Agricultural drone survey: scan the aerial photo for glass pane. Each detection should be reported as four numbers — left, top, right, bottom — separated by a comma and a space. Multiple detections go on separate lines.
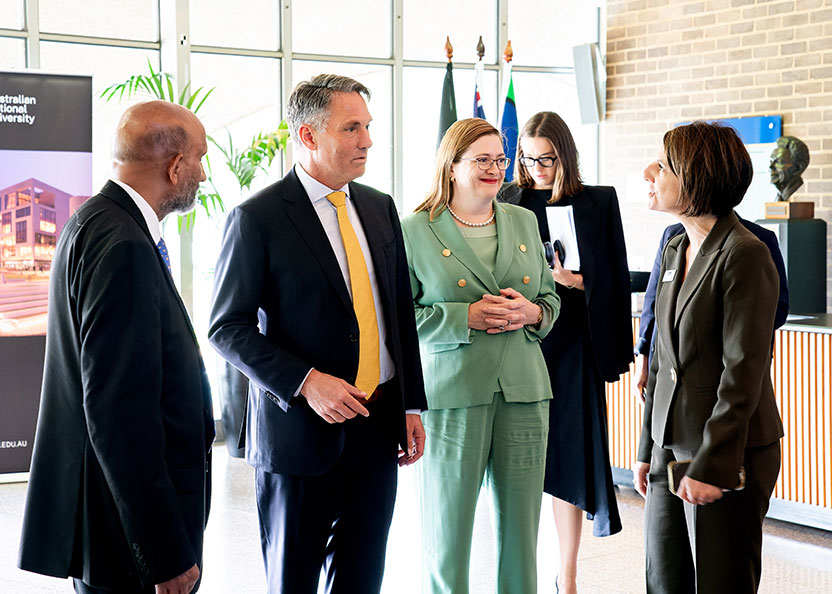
0, 37, 25, 69
291, 61, 393, 196
39, 43, 160, 192
401, 65, 498, 213
508, 1, 598, 67
189, 54, 282, 417
292, 0, 391, 58
512, 71, 598, 185
190, 0, 279, 51
39, 0, 159, 42
403, 0, 497, 63
0, 1, 23, 30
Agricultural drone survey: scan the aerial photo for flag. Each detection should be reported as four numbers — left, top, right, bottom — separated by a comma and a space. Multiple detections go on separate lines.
437, 62, 457, 148
473, 59, 486, 120
499, 63, 518, 182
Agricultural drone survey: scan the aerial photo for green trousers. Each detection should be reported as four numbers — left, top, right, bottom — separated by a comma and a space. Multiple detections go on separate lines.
420, 393, 549, 594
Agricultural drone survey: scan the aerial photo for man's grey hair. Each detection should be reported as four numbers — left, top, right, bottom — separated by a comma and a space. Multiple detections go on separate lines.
286, 74, 371, 144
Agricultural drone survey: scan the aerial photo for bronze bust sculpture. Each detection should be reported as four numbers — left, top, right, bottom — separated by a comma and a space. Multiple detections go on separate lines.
769, 136, 810, 202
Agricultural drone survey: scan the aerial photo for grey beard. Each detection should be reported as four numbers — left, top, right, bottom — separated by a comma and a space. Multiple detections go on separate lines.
161, 178, 200, 217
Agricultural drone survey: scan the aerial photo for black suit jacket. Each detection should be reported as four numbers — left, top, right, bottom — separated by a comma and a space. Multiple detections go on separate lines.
499, 183, 633, 381
635, 215, 789, 359
208, 168, 426, 477
18, 181, 214, 589
637, 212, 784, 488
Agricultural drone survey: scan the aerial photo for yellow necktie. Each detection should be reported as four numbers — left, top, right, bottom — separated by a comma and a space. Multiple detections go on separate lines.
326, 191, 380, 397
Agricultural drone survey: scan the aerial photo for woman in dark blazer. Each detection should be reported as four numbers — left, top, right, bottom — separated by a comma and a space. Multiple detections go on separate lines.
634, 121, 783, 594
499, 111, 632, 594
403, 118, 560, 593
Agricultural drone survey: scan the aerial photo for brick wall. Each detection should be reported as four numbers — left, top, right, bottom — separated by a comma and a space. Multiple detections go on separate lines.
603, 0, 832, 311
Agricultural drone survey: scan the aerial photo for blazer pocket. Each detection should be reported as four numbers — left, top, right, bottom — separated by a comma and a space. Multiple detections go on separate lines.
426, 342, 462, 354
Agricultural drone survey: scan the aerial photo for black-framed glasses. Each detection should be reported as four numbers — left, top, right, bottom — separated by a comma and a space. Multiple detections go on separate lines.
519, 155, 557, 168
458, 157, 511, 171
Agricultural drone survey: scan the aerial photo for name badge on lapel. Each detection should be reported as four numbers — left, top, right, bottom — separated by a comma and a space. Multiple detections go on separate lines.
662, 269, 677, 283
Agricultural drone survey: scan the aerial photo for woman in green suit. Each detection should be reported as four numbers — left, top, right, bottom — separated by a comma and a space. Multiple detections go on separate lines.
402, 118, 560, 594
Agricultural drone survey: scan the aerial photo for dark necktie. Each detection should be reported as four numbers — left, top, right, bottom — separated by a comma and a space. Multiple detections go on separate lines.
156, 238, 172, 275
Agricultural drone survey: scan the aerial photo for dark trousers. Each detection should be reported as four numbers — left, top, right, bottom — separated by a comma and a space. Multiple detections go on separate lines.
73, 579, 154, 594
644, 441, 781, 594
255, 399, 399, 594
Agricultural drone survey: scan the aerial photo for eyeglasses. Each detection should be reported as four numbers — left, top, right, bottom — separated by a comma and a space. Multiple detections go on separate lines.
519, 156, 557, 168
458, 157, 511, 171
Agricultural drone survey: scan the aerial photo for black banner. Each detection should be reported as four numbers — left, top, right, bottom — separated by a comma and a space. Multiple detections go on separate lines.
0, 71, 92, 475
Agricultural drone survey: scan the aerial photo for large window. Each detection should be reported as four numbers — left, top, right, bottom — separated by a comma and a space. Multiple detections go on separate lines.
8, 1, 601, 417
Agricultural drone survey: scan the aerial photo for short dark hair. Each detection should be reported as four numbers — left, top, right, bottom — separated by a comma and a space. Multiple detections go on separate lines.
663, 121, 752, 217
286, 74, 371, 144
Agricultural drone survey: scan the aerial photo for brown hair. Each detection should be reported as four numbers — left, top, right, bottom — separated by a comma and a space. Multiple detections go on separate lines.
663, 121, 752, 217
414, 118, 502, 219
515, 111, 583, 203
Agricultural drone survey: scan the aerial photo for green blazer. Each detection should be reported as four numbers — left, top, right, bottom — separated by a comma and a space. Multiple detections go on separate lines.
637, 212, 784, 489
401, 201, 560, 410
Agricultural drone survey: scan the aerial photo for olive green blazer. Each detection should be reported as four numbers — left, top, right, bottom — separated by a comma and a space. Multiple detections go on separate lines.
401, 201, 560, 410
637, 212, 784, 489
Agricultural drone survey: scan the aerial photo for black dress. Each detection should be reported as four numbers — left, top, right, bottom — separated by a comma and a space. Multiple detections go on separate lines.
519, 188, 623, 537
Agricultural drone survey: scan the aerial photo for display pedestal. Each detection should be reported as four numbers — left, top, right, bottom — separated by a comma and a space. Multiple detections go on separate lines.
758, 218, 827, 314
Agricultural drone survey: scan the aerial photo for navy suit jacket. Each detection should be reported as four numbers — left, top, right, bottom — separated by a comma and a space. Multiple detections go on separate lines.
208, 169, 426, 477
636, 214, 789, 360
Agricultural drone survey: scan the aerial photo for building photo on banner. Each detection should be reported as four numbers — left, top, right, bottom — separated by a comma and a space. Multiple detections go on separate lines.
0, 70, 92, 475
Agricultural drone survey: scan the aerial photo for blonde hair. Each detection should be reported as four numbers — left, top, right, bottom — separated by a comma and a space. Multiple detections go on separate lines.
414, 118, 502, 219
515, 111, 583, 203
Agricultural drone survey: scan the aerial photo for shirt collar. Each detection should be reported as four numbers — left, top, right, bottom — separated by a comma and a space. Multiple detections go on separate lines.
294, 163, 350, 204
111, 179, 162, 243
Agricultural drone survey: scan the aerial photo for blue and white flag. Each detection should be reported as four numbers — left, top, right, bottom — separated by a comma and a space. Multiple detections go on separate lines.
473, 59, 486, 119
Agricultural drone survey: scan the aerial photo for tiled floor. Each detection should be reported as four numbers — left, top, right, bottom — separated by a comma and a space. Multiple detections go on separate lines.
2, 447, 832, 593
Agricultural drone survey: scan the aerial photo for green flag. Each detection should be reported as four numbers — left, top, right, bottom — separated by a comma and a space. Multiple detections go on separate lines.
438, 62, 457, 148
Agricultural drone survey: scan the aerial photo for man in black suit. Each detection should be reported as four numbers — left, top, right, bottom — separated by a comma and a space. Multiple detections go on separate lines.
18, 101, 214, 594
208, 74, 427, 594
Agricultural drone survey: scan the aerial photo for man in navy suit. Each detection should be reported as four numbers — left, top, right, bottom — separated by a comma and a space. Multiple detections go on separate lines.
19, 101, 214, 594
209, 74, 426, 594
633, 214, 789, 400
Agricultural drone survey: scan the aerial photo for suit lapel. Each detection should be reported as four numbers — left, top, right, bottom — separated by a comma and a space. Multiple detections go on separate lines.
571, 189, 597, 299
673, 213, 737, 328
658, 234, 686, 368
428, 206, 500, 295
280, 170, 354, 314
98, 181, 200, 346
350, 183, 393, 310
491, 201, 515, 286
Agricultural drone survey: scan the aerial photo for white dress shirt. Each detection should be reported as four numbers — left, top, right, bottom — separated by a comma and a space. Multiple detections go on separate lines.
112, 179, 161, 243
294, 164, 395, 388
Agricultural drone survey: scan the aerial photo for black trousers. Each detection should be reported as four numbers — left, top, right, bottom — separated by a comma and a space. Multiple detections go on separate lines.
72, 579, 154, 594
644, 441, 781, 594
255, 396, 400, 594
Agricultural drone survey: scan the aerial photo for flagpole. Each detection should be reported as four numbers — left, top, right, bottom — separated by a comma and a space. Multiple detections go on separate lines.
473, 36, 486, 120
437, 36, 457, 148
499, 40, 518, 182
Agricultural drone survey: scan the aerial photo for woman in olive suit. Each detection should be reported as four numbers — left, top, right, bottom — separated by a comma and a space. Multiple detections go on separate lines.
401, 118, 560, 594
635, 121, 783, 594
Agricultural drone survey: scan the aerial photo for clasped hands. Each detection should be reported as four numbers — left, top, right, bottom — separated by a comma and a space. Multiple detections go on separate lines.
469, 287, 542, 334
